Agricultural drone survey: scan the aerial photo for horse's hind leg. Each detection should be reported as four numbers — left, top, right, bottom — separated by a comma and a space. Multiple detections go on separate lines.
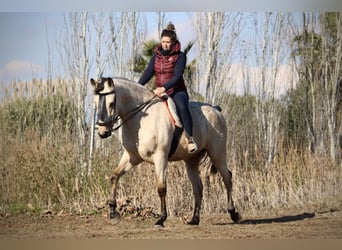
222, 167, 241, 223
209, 153, 241, 223
184, 156, 203, 225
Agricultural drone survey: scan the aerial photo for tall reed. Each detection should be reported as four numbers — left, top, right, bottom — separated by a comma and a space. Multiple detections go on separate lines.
1, 79, 341, 217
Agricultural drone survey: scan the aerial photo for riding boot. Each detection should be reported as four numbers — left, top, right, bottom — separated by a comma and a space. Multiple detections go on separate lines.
187, 136, 198, 154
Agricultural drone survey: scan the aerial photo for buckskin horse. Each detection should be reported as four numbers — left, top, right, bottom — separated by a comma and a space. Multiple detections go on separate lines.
90, 77, 240, 227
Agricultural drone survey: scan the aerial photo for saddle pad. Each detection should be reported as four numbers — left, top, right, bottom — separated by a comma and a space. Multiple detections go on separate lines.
163, 96, 182, 128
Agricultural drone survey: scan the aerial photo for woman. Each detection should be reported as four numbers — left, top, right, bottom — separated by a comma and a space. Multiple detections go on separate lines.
138, 22, 198, 154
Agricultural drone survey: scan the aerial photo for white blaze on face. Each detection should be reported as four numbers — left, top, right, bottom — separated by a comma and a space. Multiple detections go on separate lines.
91, 78, 116, 139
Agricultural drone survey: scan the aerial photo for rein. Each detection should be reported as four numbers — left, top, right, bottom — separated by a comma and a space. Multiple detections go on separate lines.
96, 86, 159, 132
111, 94, 158, 132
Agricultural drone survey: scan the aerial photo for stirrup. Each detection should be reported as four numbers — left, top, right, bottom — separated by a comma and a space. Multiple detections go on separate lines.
187, 137, 198, 154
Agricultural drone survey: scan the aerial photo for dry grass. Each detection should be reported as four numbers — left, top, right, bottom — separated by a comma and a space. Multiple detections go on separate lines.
232, 149, 342, 214
1, 79, 341, 217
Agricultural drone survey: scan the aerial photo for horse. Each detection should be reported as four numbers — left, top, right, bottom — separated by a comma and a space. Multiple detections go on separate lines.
90, 77, 241, 227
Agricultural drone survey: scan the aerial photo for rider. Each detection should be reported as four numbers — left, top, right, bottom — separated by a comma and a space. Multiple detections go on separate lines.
138, 22, 198, 154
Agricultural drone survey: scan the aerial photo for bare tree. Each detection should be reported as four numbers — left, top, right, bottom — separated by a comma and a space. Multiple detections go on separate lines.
192, 12, 242, 104
320, 13, 342, 163
128, 12, 146, 80
57, 12, 91, 172
291, 12, 342, 164
251, 13, 290, 170
129, 12, 137, 77
157, 12, 166, 37
107, 12, 147, 79
108, 13, 124, 76
88, 12, 120, 174
291, 13, 321, 153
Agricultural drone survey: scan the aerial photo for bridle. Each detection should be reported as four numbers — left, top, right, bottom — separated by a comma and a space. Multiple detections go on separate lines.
96, 89, 158, 132
96, 89, 118, 127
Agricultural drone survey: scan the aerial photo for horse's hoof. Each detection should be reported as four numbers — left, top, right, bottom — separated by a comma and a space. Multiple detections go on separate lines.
110, 216, 121, 225
231, 212, 242, 224
109, 212, 121, 225
154, 223, 164, 229
154, 216, 166, 228
186, 217, 200, 225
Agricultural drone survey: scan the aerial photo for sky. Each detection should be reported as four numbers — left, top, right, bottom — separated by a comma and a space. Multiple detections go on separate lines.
0, 1, 340, 93
1, 0, 339, 12
0, 12, 195, 84
0, 13, 64, 83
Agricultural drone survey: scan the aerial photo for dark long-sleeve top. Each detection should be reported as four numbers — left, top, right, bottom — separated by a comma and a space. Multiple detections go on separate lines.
138, 52, 186, 91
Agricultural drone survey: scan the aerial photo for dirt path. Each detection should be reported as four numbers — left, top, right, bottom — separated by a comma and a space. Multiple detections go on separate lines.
1, 207, 341, 239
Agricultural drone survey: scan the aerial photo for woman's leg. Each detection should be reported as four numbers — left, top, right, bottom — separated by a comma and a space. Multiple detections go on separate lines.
172, 91, 197, 153
172, 91, 192, 135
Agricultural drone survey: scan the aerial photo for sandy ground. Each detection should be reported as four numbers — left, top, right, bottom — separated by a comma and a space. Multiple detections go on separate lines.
0, 207, 341, 239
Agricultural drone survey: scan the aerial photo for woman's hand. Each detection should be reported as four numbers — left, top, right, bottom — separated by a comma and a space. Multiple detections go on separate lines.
154, 87, 166, 97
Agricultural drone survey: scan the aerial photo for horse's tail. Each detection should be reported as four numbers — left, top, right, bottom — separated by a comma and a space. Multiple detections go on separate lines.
208, 105, 223, 173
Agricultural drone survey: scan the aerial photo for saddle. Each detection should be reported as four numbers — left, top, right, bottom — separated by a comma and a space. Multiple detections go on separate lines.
161, 95, 182, 128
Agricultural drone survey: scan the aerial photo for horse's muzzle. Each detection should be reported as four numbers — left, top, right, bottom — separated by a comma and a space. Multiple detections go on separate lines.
96, 122, 112, 138
98, 129, 112, 139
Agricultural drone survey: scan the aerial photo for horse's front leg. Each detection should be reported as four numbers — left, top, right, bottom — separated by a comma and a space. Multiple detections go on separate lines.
108, 151, 138, 225
154, 155, 168, 228
108, 175, 121, 225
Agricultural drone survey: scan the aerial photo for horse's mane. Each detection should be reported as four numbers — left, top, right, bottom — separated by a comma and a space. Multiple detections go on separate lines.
112, 77, 154, 100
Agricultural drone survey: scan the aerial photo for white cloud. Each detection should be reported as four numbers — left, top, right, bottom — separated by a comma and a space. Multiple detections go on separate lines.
0, 60, 45, 83
224, 62, 299, 98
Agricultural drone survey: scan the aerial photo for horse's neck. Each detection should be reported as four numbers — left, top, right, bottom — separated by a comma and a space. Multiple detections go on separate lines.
116, 80, 154, 115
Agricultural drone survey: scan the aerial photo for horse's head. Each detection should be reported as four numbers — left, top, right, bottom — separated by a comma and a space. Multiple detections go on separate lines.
90, 77, 117, 139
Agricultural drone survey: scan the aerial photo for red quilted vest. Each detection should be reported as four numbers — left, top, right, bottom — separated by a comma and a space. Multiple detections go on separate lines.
154, 41, 187, 95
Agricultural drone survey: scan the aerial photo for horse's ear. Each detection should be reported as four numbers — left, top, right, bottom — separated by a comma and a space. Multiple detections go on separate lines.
90, 78, 96, 87
107, 78, 114, 87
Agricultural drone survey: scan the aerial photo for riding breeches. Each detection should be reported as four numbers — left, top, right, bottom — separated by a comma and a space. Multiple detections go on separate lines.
170, 91, 193, 137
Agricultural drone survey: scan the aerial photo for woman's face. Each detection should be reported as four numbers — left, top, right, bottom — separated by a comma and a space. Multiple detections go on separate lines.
161, 36, 173, 51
